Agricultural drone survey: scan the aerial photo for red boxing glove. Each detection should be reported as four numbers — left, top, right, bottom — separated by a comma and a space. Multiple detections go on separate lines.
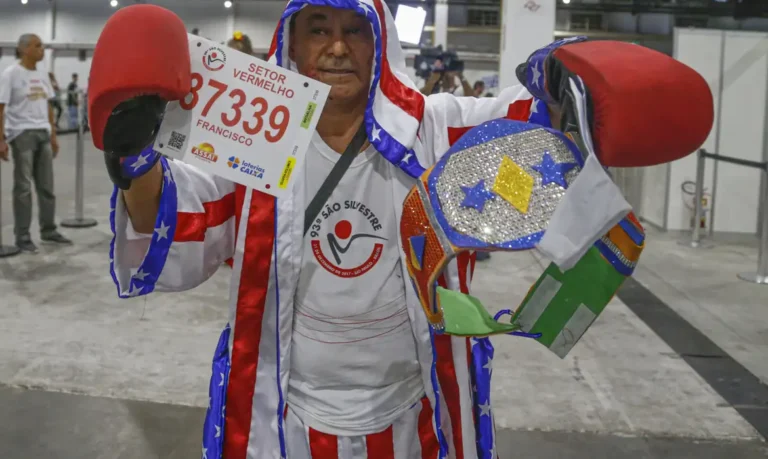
521, 40, 714, 168
89, 4, 191, 152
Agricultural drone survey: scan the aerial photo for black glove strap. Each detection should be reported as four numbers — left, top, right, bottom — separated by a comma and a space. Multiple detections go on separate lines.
103, 95, 168, 190
304, 124, 368, 236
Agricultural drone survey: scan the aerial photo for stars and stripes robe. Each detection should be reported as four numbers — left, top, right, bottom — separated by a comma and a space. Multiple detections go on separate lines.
110, 0, 552, 457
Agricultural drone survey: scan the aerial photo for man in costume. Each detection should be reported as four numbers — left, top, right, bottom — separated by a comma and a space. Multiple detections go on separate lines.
90, 2, 712, 458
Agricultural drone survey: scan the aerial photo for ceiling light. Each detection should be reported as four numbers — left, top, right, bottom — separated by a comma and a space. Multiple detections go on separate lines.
110, 0, 118, 7
224, 1, 233, 8
562, 0, 571, 3
21, 0, 28, 5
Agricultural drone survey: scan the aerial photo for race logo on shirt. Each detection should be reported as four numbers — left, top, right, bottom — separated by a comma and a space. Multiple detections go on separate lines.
308, 200, 386, 278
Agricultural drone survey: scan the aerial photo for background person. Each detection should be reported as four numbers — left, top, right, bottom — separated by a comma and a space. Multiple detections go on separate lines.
226, 30, 254, 55
48, 72, 63, 128
473, 79, 486, 97
66, 73, 79, 129
0, 33, 71, 252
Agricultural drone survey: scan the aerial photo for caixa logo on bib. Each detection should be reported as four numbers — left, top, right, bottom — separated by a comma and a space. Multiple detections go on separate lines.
308, 200, 386, 278
202, 47, 227, 71
228, 156, 265, 178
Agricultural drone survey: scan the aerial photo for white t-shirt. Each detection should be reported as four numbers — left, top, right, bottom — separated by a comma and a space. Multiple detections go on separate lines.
0, 63, 53, 142
289, 133, 424, 436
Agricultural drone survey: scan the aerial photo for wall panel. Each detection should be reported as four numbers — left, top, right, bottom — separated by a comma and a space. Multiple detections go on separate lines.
712, 31, 768, 233
666, 29, 722, 231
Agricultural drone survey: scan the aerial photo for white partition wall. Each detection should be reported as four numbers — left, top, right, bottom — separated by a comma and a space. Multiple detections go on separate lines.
655, 28, 768, 235
713, 31, 768, 233
661, 29, 724, 231
637, 162, 668, 228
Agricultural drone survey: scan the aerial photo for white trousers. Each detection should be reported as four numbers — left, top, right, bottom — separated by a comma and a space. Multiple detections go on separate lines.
285, 397, 440, 459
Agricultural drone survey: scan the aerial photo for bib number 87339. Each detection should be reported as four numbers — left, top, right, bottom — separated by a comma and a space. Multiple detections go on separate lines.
180, 72, 290, 143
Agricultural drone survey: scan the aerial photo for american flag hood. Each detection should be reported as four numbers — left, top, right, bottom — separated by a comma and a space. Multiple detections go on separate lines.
268, 0, 428, 178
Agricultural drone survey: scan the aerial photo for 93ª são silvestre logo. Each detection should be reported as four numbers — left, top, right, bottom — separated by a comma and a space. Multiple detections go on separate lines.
308, 200, 386, 278
202, 47, 227, 72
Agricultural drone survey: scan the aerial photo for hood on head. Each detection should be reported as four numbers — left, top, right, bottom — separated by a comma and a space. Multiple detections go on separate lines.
268, 0, 427, 177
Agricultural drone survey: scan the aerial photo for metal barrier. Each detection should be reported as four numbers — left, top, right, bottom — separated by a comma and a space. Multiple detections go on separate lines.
680, 149, 768, 285
61, 92, 97, 229
0, 161, 21, 258
678, 148, 714, 249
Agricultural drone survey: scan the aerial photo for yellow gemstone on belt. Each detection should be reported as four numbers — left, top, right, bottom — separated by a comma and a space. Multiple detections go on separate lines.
492, 156, 534, 214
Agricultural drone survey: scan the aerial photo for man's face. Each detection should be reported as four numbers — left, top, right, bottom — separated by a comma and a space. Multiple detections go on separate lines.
474, 83, 485, 97
290, 6, 374, 104
22, 36, 44, 62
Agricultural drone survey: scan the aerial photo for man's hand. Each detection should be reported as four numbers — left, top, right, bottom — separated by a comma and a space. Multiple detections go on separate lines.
0, 140, 8, 161
420, 71, 443, 95
50, 134, 59, 158
516, 37, 588, 107
547, 103, 562, 131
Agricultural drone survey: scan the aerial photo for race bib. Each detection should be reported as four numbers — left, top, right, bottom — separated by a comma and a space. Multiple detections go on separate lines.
154, 36, 330, 198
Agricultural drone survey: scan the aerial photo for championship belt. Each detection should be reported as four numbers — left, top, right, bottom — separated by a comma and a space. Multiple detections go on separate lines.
399, 36, 719, 358
400, 118, 644, 357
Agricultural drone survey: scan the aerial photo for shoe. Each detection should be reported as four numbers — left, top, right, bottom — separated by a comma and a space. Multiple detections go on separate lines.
16, 239, 38, 253
41, 231, 73, 244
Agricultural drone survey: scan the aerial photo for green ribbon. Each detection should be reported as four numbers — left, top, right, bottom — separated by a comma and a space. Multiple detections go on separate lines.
436, 287, 520, 337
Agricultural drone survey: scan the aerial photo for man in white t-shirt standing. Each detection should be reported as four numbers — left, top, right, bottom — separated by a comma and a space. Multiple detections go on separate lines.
0, 34, 71, 252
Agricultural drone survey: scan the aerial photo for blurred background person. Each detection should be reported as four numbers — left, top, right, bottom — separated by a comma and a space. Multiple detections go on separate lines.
48, 72, 63, 128
82, 77, 90, 132
66, 73, 79, 129
472, 79, 486, 98
227, 30, 254, 55
0, 33, 71, 252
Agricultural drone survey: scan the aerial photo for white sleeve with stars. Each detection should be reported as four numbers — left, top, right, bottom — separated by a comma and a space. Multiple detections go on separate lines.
111, 159, 237, 295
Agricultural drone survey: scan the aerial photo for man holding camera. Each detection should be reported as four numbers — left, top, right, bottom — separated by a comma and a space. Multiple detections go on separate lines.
420, 56, 473, 96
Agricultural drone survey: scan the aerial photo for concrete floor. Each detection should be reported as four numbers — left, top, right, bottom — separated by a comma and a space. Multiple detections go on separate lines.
1, 134, 767, 458
1, 386, 766, 459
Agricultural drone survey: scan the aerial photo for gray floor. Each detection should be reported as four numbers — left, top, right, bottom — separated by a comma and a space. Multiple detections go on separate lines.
0, 385, 766, 459
1, 134, 768, 458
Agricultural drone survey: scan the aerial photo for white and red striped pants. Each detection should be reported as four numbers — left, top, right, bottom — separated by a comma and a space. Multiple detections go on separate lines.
285, 397, 440, 459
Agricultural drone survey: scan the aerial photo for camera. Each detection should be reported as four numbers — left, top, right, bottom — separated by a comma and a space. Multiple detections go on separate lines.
414, 46, 464, 80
